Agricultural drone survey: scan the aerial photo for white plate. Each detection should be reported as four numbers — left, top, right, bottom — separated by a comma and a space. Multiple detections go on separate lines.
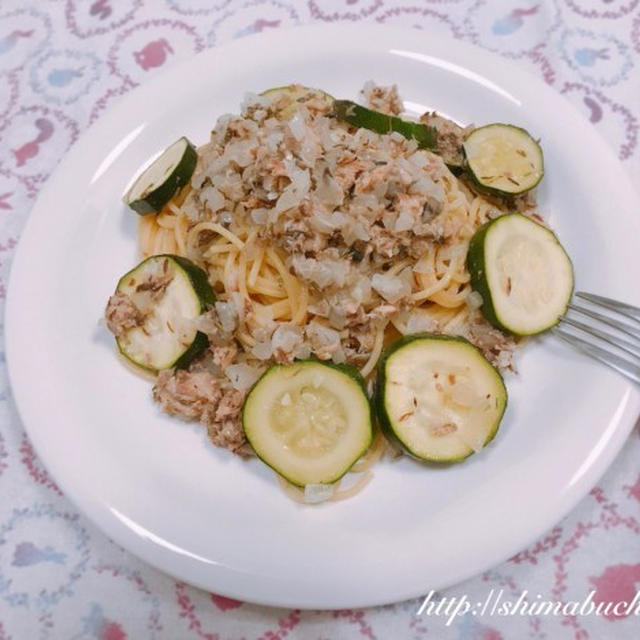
6, 24, 640, 609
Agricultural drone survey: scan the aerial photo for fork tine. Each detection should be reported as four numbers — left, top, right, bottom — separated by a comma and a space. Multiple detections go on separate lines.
567, 303, 640, 340
575, 291, 640, 322
552, 327, 640, 384
558, 315, 640, 359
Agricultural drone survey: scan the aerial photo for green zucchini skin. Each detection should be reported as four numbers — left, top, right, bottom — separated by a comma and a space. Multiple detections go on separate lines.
167, 331, 210, 371
244, 358, 371, 402
169, 253, 215, 370
375, 333, 507, 463
157, 254, 215, 370
243, 358, 375, 447
466, 214, 574, 336
125, 138, 198, 215
242, 359, 374, 487
114, 254, 216, 372
166, 254, 217, 311
260, 85, 335, 101
420, 112, 468, 171
260, 85, 334, 119
447, 164, 466, 177
333, 100, 437, 149
462, 123, 544, 197
465, 219, 502, 331
115, 254, 216, 311
314, 359, 375, 438
116, 332, 209, 372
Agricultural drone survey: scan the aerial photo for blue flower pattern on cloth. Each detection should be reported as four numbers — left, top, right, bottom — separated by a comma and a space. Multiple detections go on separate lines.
0, 29, 34, 55
234, 18, 281, 38
561, 28, 632, 86
30, 49, 102, 105
48, 68, 84, 88
491, 6, 541, 36
574, 47, 609, 67
72, 603, 127, 640
11, 542, 67, 567
0, 7, 52, 70
0, 504, 90, 609
0, 1, 639, 638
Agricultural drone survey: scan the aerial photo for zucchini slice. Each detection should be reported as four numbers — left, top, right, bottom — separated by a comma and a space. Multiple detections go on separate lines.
466, 213, 574, 336
376, 334, 507, 463
124, 137, 198, 215
242, 360, 373, 487
109, 255, 215, 372
333, 100, 437, 149
261, 85, 334, 119
463, 124, 543, 196
420, 112, 467, 172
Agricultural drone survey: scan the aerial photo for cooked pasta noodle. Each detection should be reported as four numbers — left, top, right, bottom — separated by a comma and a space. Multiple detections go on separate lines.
135, 161, 512, 500
114, 84, 527, 504
276, 431, 386, 503
138, 166, 499, 345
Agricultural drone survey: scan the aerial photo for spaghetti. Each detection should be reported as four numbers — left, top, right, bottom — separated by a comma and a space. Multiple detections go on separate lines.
119, 84, 525, 502
138, 172, 500, 361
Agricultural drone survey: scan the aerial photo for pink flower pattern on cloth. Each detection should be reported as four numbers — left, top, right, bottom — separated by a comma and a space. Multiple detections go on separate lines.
0, 0, 639, 637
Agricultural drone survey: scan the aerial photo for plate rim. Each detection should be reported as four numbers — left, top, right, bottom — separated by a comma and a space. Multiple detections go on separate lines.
6, 23, 640, 609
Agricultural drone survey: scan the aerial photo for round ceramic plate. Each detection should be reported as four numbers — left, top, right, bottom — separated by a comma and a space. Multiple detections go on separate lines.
6, 24, 640, 609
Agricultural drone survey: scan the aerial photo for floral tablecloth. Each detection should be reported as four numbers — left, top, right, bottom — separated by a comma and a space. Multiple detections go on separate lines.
1, 1, 640, 638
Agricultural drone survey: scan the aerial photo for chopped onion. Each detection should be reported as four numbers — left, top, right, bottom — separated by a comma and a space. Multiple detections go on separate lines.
293, 343, 312, 360
406, 310, 436, 334
413, 254, 433, 274
274, 168, 310, 214
271, 324, 303, 353
382, 211, 396, 230
306, 322, 342, 358
200, 185, 225, 213
408, 150, 429, 168
251, 208, 269, 225
466, 291, 484, 310
288, 112, 307, 141
316, 173, 344, 207
304, 483, 334, 504
394, 209, 414, 232
225, 363, 260, 392
224, 140, 255, 168
371, 269, 412, 303
342, 218, 370, 244
241, 91, 270, 112
265, 131, 283, 153
328, 306, 347, 330
291, 255, 350, 289
214, 301, 238, 333
307, 300, 329, 317
251, 340, 273, 360
331, 345, 347, 364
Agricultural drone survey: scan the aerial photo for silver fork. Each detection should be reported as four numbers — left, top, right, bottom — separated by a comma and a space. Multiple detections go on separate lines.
552, 292, 640, 384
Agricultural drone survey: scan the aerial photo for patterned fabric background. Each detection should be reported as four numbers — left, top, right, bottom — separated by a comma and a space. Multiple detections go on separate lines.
1, 1, 639, 638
